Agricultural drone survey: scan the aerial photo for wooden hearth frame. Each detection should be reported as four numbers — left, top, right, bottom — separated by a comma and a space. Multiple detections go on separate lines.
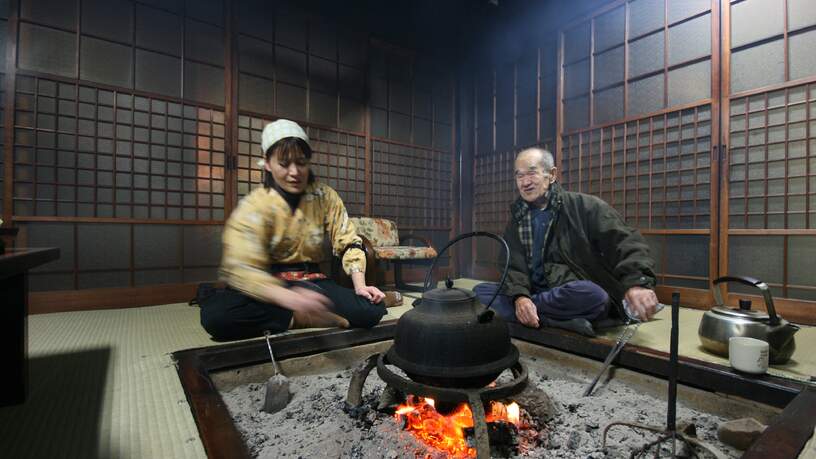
173, 322, 816, 459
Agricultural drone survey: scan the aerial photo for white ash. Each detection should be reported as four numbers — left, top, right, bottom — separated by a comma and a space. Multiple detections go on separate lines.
220, 358, 743, 458
221, 370, 439, 459
527, 363, 741, 458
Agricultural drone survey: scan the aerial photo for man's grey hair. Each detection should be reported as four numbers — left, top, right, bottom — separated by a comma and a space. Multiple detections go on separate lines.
516, 147, 555, 170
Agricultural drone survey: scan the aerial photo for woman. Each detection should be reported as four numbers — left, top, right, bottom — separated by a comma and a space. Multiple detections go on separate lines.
200, 119, 387, 340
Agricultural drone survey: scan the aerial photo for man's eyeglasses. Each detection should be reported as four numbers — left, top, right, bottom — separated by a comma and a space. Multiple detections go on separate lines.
514, 170, 548, 181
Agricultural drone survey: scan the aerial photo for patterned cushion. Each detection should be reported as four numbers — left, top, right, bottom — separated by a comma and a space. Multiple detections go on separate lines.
373, 246, 438, 260
350, 217, 399, 247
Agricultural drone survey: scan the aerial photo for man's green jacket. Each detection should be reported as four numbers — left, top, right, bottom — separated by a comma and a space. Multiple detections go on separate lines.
500, 182, 657, 319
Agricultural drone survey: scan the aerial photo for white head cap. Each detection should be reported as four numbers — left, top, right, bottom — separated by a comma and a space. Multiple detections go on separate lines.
260, 119, 310, 154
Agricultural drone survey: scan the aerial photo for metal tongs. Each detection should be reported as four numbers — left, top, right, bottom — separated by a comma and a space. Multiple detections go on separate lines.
583, 300, 666, 396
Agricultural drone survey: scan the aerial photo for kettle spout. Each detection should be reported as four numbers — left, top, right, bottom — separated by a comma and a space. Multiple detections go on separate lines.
766, 322, 800, 364
477, 309, 494, 323
771, 322, 800, 342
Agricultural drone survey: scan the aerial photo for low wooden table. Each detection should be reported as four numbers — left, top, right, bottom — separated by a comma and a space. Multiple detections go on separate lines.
0, 247, 60, 406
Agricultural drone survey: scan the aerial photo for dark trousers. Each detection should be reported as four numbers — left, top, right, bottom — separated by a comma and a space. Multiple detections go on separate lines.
474, 280, 609, 323
199, 279, 386, 341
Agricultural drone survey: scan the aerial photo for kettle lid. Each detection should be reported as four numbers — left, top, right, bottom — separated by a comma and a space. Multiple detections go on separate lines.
422, 285, 476, 303
710, 305, 770, 321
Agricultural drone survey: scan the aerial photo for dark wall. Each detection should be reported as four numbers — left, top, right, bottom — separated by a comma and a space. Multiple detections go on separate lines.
462, 0, 566, 275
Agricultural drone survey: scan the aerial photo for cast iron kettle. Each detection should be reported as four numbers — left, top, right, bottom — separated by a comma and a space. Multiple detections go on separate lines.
386, 231, 517, 388
698, 276, 799, 364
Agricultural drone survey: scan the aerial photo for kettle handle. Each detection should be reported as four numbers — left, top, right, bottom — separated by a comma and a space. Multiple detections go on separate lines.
712, 275, 780, 325
422, 231, 510, 318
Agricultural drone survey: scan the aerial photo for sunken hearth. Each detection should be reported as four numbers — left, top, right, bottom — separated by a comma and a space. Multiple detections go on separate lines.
174, 325, 816, 459
212, 340, 770, 458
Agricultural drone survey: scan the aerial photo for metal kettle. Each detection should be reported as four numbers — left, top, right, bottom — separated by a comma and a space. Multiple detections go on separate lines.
386, 231, 517, 388
698, 276, 799, 364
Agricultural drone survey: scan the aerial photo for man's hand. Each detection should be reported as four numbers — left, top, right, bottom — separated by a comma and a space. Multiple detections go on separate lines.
355, 285, 386, 304
514, 296, 540, 328
624, 286, 659, 321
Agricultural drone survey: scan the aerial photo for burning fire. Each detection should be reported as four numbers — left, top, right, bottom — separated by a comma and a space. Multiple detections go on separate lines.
394, 396, 522, 457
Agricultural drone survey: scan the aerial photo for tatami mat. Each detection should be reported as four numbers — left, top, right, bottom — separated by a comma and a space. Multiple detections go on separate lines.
0, 279, 813, 458
804, 433, 816, 459
0, 293, 422, 458
0, 304, 215, 459
596, 306, 816, 383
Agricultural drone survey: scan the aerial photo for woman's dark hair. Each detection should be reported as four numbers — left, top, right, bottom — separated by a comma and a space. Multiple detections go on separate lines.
263, 137, 315, 189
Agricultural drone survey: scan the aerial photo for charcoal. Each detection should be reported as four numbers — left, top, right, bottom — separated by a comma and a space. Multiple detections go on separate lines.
376, 385, 404, 412
567, 430, 583, 449
717, 418, 767, 450
513, 383, 558, 422
464, 421, 519, 458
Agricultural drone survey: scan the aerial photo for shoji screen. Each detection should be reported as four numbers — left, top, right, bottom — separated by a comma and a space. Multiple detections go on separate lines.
558, 0, 717, 300
723, 0, 816, 312
4, 0, 458, 309
13, 0, 226, 293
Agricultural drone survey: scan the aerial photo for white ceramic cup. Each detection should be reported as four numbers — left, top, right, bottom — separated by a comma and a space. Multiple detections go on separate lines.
729, 337, 770, 374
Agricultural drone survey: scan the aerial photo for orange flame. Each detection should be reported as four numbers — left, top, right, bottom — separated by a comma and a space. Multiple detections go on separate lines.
507, 402, 520, 425
394, 396, 522, 458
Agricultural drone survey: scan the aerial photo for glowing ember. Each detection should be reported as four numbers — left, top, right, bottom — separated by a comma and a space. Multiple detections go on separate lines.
394, 396, 527, 457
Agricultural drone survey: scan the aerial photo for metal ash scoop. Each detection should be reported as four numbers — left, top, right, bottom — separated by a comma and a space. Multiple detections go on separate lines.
583, 300, 666, 397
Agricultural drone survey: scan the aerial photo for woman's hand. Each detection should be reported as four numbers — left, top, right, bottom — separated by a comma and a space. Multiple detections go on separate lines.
355, 285, 386, 304
263, 284, 332, 313
350, 270, 385, 303
288, 286, 334, 312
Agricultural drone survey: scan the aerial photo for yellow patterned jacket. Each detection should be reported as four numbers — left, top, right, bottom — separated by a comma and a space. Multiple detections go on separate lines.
219, 181, 365, 300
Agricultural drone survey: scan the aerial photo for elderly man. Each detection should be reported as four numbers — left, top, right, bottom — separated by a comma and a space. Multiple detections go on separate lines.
474, 148, 659, 336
